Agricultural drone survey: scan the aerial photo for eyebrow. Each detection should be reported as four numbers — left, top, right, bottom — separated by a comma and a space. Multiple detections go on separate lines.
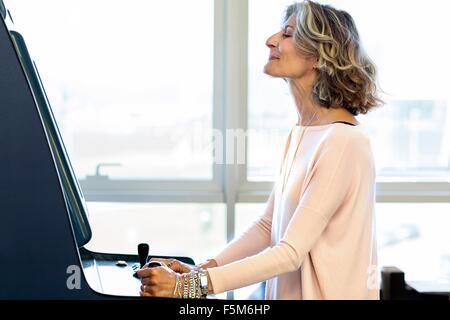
283, 25, 294, 32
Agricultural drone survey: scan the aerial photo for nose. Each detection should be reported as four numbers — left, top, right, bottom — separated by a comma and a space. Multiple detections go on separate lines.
265, 32, 279, 49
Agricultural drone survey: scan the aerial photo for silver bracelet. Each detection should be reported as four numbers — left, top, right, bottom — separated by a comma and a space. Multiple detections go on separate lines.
181, 271, 204, 299
198, 269, 209, 298
177, 275, 182, 298
196, 272, 203, 298
183, 274, 189, 298
173, 273, 180, 297
196, 272, 202, 298
189, 271, 196, 298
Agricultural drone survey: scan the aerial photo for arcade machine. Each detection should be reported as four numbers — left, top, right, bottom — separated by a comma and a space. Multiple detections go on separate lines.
0, 0, 193, 299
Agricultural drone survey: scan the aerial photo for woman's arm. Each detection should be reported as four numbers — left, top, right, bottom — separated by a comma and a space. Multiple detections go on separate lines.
210, 185, 276, 266
210, 130, 293, 267
155, 186, 275, 274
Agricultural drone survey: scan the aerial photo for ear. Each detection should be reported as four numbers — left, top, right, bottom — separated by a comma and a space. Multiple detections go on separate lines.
312, 62, 318, 70
313, 57, 320, 69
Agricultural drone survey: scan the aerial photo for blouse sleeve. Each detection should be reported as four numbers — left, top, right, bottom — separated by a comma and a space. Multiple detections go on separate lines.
207, 132, 366, 293
211, 130, 293, 266
212, 185, 276, 266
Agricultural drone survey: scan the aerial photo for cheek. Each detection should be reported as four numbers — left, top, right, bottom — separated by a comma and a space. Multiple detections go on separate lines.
279, 56, 309, 77
263, 43, 313, 78
280, 45, 303, 67
283, 50, 315, 75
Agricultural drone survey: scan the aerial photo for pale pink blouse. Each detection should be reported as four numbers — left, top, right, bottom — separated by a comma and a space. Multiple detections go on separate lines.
207, 123, 380, 300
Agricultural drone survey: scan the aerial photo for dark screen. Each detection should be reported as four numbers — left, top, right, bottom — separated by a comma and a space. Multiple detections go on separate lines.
9, 30, 92, 247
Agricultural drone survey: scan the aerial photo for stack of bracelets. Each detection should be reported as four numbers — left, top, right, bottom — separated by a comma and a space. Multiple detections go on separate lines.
173, 269, 209, 299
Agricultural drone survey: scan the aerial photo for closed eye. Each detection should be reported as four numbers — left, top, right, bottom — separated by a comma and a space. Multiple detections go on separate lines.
282, 25, 294, 38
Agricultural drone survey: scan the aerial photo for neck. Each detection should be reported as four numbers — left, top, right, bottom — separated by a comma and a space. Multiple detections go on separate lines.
288, 78, 358, 126
288, 79, 327, 126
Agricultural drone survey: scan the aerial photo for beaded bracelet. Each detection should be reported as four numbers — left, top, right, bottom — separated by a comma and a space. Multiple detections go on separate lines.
179, 271, 206, 299
173, 273, 181, 298
189, 271, 196, 298
183, 273, 189, 298
177, 275, 183, 298
194, 271, 203, 298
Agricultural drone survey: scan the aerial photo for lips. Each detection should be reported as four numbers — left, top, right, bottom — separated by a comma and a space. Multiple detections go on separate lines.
269, 55, 280, 60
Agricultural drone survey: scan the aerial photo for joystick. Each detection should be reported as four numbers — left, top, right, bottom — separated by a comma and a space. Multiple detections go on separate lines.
138, 243, 149, 268
133, 243, 163, 278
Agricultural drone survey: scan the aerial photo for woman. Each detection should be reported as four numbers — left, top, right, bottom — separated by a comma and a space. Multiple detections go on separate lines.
137, 0, 383, 300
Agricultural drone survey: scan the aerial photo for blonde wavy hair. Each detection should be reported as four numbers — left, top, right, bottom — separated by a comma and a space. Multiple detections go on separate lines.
284, 1, 383, 115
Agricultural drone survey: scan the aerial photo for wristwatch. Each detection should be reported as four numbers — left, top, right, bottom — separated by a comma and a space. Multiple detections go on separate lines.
198, 269, 209, 298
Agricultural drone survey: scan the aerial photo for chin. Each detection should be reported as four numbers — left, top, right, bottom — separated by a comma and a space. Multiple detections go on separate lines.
264, 70, 284, 79
263, 64, 281, 77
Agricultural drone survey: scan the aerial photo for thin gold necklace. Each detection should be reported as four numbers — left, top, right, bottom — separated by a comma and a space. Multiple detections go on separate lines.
281, 109, 320, 194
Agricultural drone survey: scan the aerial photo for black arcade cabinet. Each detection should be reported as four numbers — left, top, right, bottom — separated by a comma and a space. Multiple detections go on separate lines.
0, 1, 193, 299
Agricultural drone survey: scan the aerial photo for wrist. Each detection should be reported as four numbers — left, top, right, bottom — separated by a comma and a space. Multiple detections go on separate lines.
206, 270, 214, 294
198, 269, 209, 298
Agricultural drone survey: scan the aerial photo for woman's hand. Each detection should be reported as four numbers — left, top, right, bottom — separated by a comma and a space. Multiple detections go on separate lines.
147, 258, 195, 273
137, 265, 177, 298
138, 259, 219, 297
148, 258, 219, 273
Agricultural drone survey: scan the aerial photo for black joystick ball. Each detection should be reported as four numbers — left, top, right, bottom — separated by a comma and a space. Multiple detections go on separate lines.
133, 244, 163, 279
147, 261, 162, 268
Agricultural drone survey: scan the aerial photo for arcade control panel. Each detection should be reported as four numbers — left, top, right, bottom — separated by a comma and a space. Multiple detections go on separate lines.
80, 243, 194, 297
